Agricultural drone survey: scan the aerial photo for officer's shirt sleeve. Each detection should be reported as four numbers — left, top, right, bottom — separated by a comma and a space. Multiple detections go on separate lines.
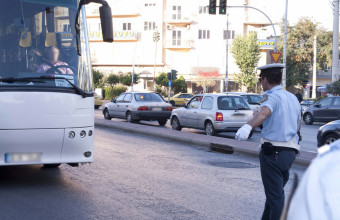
260, 94, 277, 113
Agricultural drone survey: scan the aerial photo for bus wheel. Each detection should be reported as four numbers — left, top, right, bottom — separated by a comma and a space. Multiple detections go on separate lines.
43, 163, 61, 168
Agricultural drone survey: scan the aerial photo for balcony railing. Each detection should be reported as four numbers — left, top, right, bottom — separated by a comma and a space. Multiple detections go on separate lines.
165, 13, 192, 24
165, 39, 191, 49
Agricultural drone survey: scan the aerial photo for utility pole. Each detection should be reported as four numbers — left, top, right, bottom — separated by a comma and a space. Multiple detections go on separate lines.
332, 0, 339, 82
225, 12, 229, 92
153, 29, 160, 91
312, 35, 317, 99
283, 0, 288, 89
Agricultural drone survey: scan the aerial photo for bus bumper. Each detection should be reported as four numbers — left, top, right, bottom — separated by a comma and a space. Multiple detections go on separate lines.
0, 127, 94, 166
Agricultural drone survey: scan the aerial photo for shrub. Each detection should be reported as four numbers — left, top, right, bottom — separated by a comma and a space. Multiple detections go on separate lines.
104, 86, 127, 100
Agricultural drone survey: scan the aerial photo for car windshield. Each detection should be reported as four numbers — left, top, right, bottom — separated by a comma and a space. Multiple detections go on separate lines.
0, 0, 92, 92
243, 95, 262, 104
134, 93, 164, 102
218, 96, 251, 110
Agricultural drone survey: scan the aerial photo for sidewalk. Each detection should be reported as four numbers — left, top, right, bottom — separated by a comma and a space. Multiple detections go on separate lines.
95, 118, 317, 166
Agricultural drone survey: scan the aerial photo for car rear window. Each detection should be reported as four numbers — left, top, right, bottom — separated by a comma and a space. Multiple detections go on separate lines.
134, 93, 163, 102
218, 96, 251, 110
244, 95, 262, 104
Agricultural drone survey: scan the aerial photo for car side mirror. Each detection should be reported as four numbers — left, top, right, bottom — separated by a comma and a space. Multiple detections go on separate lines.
314, 104, 320, 108
99, 3, 114, 42
111, 99, 116, 103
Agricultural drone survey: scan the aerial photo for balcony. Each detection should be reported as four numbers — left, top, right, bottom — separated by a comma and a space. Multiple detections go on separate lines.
165, 13, 192, 25
165, 39, 191, 52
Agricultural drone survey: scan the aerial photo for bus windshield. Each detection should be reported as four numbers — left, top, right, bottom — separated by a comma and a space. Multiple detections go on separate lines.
0, 0, 93, 92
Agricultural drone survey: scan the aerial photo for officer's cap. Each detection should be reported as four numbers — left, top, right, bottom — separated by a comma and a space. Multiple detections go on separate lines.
257, 63, 285, 70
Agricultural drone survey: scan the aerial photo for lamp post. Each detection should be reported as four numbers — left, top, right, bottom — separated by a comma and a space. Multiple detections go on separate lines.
225, 12, 229, 92
283, 0, 288, 89
153, 28, 160, 91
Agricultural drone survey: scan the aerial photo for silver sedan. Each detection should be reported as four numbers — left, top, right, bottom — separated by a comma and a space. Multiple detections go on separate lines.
103, 91, 173, 126
170, 94, 254, 136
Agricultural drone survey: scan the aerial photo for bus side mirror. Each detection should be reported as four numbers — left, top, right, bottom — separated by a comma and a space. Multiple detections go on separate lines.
99, 5, 113, 42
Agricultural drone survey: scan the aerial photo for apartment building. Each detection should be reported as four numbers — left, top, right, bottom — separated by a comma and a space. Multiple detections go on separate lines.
86, 0, 279, 92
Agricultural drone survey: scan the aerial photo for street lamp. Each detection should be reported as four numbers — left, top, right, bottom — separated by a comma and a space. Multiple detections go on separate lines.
153, 28, 160, 91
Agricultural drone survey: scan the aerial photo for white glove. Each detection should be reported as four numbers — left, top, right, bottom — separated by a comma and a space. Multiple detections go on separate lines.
235, 124, 252, 141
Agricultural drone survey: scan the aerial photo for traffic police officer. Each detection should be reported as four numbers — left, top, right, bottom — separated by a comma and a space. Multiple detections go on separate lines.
235, 63, 301, 220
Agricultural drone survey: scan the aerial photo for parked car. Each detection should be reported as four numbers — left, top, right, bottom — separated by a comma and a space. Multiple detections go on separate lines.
103, 91, 173, 125
224, 92, 262, 113
303, 96, 340, 125
317, 120, 340, 147
170, 94, 254, 136
94, 92, 103, 109
166, 93, 193, 106
300, 99, 314, 112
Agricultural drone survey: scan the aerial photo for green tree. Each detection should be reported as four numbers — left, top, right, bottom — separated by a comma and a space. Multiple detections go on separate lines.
106, 73, 119, 87
119, 72, 140, 86
93, 68, 104, 88
155, 72, 169, 88
278, 17, 316, 88
277, 17, 333, 88
231, 32, 261, 92
172, 76, 187, 94
326, 81, 340, 96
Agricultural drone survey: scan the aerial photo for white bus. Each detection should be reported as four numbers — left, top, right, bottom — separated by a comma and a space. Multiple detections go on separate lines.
0, 0, 113, 167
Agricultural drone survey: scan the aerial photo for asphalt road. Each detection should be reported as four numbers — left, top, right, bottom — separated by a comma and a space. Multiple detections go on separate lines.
95, 109, 322, 153
0, 127, 306, 220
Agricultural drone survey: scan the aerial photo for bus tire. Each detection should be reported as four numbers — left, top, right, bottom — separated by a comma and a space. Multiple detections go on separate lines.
43, 163, 61, 168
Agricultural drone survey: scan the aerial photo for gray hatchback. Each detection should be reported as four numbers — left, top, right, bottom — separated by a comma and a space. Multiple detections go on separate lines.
170, 94, 254, 136
303, 96, 340, 125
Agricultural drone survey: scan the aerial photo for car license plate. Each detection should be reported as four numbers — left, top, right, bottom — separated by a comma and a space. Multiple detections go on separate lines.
152, 107, 162, 111
5, 153, 42, 163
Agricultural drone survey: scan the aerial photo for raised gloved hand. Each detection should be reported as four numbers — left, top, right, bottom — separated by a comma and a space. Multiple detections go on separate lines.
235, 124, 252, 141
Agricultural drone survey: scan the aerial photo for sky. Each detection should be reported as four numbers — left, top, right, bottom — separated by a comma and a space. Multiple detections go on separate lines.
287, 0, 333, 30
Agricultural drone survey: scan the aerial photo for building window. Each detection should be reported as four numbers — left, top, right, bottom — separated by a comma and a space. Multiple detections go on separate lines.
88, 23, 101, 32
198, 30, 210, 39
172, 30, 181, 46
172, 5, 181, 20
123, 23, 131, 30
144, 21, 156, 31
145, 3, 156, 7
199, 6, 208, 14
223, 30, 235, 39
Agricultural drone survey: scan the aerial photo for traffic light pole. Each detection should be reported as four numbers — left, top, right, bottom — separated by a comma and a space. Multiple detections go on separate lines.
225, 12, 229, 92
226, 5, 277, 51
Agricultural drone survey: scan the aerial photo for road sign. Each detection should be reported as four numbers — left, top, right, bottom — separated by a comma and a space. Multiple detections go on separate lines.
168, 80, 171, 86
270, 52, 282, 63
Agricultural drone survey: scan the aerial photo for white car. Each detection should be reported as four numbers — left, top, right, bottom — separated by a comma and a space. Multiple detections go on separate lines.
170, 94, 254, 136
223, 92, 262, 113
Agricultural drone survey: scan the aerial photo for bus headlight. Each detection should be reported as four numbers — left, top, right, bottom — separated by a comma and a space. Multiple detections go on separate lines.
88, 130, 93, 136
80, 130, 86, 138
68, 131, 75, 139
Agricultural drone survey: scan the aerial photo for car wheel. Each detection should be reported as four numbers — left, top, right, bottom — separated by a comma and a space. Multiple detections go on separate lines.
303, 113, 313, 125
104, 109, 111, 120
43, 163, 61, 168
158, 119, 167, 126
323, 133, 339, 146
126, 112, 135, 123
94, 105, 100, 109
171, 117, 182, 131
170, 101, 175, 106
205, 121, 217, 136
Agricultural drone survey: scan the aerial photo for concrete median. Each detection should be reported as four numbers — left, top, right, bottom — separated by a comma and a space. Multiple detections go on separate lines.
95, 118, 316, 166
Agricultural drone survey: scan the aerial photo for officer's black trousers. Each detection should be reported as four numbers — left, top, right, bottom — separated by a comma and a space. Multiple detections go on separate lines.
259, 149, 296, 220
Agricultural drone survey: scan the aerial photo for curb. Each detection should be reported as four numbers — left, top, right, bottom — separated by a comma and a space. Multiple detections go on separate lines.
94, 118, 316, 166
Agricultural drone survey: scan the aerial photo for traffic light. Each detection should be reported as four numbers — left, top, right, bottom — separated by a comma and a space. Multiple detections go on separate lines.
171, 69, 177, 80
219, 0, 227, 14
167, 72, 172, 80
209, 0, 216, 14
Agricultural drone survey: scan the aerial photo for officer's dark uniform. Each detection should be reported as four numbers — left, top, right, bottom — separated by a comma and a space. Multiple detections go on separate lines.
258, 64, 301, 220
